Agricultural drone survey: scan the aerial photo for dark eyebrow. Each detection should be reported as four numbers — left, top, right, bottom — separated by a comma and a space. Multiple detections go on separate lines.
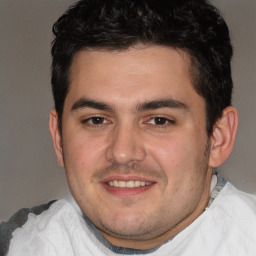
136, 99, 188, 111
71, 98, 114, 112
71, 98, 188, 113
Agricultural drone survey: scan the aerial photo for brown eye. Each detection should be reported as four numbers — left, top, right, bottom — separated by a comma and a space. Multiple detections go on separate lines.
82, 116, 108, 126
153, 117, 169, 125
90, 117, 105, 125
145, 116, 176, 130
147, 117, 173, 126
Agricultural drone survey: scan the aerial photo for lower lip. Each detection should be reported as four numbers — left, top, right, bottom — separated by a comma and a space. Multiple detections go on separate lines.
101, 183, 155, 197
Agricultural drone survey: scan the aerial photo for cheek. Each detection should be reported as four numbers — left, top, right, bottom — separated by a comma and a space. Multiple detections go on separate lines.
63, 136, 107, 199
147, 133, 208, 204
63, 134, 108, 175
145, 131, 208, 190
147, 133, 193, 170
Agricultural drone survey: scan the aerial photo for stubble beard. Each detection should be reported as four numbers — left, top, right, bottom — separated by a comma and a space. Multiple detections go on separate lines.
92, 141, 212, 241
62, 139, 211, 242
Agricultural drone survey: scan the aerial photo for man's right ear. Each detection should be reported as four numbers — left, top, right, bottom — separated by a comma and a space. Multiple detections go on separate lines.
49, 109, 64, 167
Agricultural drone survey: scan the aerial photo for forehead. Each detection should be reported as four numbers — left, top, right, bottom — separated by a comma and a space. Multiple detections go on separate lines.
67, 45, 202, 110
70, 46, 192, 80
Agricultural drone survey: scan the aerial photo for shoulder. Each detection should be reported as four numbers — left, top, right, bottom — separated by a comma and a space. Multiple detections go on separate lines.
0, 199, 74, 256
212, 182, 256, 216
1, 198, 108, 256
209, 182, 256, 244
0, 200, 57, 255
156, 183, 256, 255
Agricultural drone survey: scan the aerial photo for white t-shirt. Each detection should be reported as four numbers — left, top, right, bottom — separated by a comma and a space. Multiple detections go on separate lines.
6, 182, 256, 256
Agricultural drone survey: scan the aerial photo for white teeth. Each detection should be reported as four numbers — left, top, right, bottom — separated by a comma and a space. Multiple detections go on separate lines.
140, 181, 145, 186
134, 181, 141, 187
119, 181, 126, 188
107, 180, 152, 188
127, 181, 134, 188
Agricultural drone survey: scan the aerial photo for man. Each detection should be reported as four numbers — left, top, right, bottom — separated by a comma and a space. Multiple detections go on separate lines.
1, 0, 256, 255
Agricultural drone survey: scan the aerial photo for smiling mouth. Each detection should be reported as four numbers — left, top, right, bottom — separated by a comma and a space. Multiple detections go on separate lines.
102, 178, 155, 197
107, 180, 152, 188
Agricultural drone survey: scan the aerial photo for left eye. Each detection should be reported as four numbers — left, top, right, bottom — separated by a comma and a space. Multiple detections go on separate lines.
147, 117, 173, 126
82, 117, 108, 125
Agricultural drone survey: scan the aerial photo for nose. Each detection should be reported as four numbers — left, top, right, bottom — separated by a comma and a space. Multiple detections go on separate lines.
106, 123, 146, 165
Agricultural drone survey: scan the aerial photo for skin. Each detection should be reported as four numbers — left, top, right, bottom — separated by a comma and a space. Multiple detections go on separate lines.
50, 45, 238, 249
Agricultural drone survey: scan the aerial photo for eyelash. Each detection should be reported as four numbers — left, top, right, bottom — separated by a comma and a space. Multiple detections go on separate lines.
81, 116, 111, 127
146, 116, 175, 127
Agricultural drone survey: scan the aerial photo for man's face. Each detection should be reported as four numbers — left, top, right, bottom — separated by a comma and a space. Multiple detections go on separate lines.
56, 46, 213, 247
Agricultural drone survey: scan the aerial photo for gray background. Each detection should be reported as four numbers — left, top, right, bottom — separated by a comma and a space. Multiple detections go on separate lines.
0, 0, 255, 222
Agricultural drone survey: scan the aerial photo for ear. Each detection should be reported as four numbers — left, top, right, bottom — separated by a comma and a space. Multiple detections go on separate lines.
208, 106, 238, 168
49, 109, 64, 167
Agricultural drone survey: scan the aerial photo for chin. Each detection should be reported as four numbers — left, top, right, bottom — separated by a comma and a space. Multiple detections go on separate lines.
99, 210, 166, 239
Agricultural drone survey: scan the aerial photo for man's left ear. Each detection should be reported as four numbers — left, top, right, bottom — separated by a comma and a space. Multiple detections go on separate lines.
208, 106, 238, 168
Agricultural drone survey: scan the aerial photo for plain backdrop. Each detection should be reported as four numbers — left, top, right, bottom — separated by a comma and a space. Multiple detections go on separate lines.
0, 0, 255, 222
